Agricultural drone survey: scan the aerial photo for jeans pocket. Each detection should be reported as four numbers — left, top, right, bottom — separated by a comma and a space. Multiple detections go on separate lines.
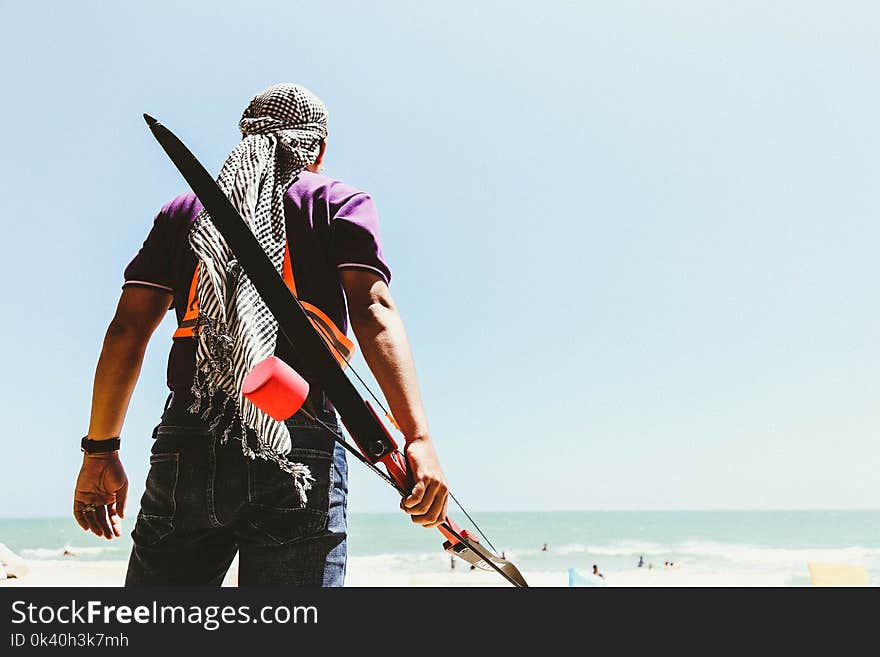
246, 442, 333, 545
133, 452, 179, 547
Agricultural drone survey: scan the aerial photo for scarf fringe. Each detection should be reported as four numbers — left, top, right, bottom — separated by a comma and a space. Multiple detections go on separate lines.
187, 319, 314, 506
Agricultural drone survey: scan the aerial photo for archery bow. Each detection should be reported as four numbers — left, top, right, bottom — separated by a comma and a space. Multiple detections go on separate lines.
144, 114, 528, 588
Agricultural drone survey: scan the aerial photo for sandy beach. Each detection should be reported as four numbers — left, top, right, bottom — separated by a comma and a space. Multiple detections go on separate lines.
0, 557, 795, 588
0, 557, 561, 588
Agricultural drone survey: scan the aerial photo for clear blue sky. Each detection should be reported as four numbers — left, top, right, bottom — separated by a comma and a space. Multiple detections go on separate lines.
1, 1, 877, 517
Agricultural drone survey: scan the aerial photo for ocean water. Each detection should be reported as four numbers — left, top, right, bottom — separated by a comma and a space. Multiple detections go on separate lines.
1, 511, 878, 586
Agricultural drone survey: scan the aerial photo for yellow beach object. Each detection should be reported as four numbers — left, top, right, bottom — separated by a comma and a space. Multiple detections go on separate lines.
808, 563, 869, 587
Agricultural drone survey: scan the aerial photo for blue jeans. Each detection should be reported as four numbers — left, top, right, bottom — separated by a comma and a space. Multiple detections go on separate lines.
125, 407, 348, 587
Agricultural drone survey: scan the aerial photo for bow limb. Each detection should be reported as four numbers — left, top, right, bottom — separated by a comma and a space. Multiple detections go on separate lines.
365, 402, 529, 587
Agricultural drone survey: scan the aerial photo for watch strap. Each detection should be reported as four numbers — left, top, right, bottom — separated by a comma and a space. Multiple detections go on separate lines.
81, 436, 121, 453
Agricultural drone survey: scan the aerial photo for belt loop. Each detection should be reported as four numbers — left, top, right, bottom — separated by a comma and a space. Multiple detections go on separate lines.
153, 393, 174, 440
162, 392, 174, 416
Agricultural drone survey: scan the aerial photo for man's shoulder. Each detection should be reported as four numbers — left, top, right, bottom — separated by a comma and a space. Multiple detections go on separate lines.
288, 171, 370, 205
158, 191, 203, 223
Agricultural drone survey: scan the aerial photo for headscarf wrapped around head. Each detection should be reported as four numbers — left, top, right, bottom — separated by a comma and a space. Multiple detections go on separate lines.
187, 83, 328, 503
239, 83, 328, 163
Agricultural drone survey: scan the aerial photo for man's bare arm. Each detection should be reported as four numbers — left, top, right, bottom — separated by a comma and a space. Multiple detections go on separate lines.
340, 269, 448, 527
74, 286, 170, 540
86, 286, 172, 439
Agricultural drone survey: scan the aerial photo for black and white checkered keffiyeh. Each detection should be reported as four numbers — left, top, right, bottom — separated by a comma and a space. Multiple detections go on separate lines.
188, 83, 328, 503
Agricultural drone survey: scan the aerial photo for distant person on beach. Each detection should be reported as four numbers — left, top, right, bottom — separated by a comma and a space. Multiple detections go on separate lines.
592, 564, 604, 579
542, 543, 549, 552
638, 555, 644, 568
71, 83, 449, 587
450, 556, 455, 570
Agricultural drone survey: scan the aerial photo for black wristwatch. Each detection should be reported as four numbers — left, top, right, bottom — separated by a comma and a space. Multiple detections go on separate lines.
81, 436, 121, 453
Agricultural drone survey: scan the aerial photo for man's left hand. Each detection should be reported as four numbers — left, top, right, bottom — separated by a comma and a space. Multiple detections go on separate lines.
401, 438, 448, 528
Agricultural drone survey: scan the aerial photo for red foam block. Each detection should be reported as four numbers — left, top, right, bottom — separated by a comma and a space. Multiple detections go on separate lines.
242, 356, 309, 421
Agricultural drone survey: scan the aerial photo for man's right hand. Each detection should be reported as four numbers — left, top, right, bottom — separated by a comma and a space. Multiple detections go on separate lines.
73, 452, 128, 540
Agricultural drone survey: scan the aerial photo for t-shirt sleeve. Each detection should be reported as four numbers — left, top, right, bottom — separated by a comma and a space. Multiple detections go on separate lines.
122, 205, 176, 294
331, 192, 392, 285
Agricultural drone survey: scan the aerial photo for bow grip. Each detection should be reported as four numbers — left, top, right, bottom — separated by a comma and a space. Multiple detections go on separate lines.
379, 450, 414, 492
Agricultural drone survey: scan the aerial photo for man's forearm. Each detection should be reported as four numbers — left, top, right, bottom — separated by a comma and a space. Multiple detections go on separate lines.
86, 324, 151, 440
350, 302, 430, 443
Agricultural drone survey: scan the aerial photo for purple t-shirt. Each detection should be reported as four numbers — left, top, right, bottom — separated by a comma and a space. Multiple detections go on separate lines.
124, 171, 391, 410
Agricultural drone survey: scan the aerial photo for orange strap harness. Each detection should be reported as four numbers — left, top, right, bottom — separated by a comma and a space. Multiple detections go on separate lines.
173, 241, 355, 369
